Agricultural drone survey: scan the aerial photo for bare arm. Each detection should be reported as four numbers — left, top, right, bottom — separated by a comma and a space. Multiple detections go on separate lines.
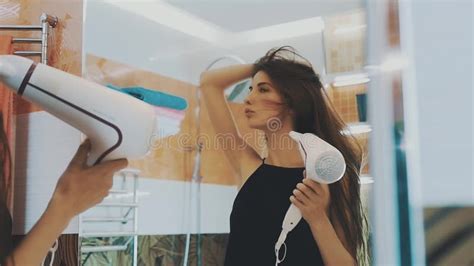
4, 200, 72, 266
3, 140, 127, 266
309, 216, 356, 266
291, 177, 356, 266
200, 64, 259, 176
200, 64, 255, 90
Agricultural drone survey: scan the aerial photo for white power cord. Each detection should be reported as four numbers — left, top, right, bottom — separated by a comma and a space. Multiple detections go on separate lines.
275, 242, 287, 266
41, 239, 58, 266
275, 229, 289, 265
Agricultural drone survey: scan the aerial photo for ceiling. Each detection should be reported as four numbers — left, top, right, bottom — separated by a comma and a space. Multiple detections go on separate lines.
163, 0, 364, 32
85, 0, 365, 81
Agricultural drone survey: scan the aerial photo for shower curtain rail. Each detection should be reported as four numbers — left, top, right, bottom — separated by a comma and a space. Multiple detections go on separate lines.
0, 13, 58, 65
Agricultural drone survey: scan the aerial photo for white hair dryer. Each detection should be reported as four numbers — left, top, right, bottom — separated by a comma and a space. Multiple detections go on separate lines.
0, 55, 156, 166
274, 131, 346, 264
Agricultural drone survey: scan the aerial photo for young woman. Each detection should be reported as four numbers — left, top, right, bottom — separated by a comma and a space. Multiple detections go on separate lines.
200, 47, 368, 265
0, 113, 128, 265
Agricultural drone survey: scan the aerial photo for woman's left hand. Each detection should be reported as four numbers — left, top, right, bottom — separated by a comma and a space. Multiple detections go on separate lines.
290, 171, 331, 224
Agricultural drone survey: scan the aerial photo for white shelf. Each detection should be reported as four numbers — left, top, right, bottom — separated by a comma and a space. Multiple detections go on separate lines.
360, 175, 374, 185
322, 69, 369, 88
81, 245, 128, 253
81, 232, 137, 238
341, 122, 372, 135
81, 217, 134, 223
96, 203, 138, 208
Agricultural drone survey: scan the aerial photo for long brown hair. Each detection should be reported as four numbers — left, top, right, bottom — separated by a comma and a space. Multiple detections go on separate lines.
253, 47, 369, 264
0, 112, 13, 262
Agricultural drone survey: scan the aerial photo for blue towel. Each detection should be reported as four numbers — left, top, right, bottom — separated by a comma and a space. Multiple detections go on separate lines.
227, 80, 250, 103
107, 84, 188, 111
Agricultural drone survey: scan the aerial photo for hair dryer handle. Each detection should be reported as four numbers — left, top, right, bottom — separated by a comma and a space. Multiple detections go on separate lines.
86, 146, 103, 166
282, 203, 303, 232
85, 137, 121, 166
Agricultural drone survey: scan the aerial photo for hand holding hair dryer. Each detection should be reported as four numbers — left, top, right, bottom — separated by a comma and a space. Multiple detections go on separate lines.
274, 131, 346, 265
0, 55, 156, 166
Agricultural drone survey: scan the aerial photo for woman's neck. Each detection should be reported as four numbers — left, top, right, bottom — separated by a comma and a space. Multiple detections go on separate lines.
264, 130, 305, 168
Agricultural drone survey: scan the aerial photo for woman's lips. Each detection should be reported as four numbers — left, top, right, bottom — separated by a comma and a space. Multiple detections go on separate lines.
244, 108, 255, 117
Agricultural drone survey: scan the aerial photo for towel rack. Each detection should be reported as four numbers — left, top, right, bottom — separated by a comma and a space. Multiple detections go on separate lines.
0, 13, 58, 65
79, 168, 140, 266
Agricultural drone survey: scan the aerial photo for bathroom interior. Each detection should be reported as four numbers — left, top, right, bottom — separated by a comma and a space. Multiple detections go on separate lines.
0, 0, 472, 265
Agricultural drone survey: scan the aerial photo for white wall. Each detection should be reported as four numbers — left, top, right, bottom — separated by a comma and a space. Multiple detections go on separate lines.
84, 0, 200, 81
85, 0, 327, 85
186, 33, 326, 85
407, 0, 473, 206
13, 112, 81, 234
80, 177, 237, 235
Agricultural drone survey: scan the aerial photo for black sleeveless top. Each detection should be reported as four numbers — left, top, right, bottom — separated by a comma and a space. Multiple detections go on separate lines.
0, 202, 13, 262
224, 158, 324, 266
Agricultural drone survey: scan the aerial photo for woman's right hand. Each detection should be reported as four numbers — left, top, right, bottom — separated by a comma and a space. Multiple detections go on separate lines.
50, 139, 128, 219
3, 139, 128, 266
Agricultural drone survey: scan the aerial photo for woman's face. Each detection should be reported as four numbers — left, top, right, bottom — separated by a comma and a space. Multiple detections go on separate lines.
244, 71, 289, 131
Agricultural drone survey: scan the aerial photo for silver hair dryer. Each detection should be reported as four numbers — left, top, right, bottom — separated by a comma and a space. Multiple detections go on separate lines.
0, 55, 156, 166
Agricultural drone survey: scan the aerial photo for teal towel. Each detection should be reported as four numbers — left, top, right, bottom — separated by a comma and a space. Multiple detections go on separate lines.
107, 84, 188, 110
227, 80, 250, 103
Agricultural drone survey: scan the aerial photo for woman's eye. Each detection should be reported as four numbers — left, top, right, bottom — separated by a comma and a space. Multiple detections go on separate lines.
259, 87, 268, 92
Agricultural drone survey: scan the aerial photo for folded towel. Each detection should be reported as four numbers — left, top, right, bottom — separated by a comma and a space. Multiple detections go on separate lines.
107, 84, 188, 111
154, 106, 185, 121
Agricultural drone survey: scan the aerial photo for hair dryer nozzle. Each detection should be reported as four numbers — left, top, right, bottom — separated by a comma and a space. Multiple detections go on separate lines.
289, 131, 346, 184
0, 55, 35, 93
